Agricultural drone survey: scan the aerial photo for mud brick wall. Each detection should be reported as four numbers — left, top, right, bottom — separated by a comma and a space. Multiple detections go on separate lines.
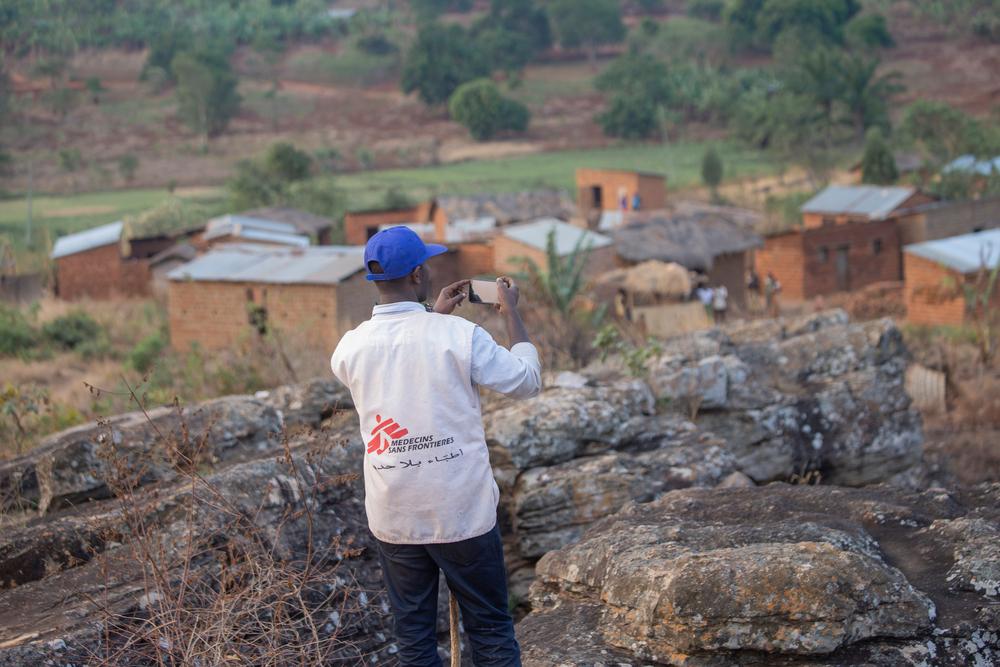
55, 244, 151, 300
343, 207, 426, 246
754, 232, 805, 301
575, 169, 666, 212
904, 253, 967, 327
801, 218, 901, 297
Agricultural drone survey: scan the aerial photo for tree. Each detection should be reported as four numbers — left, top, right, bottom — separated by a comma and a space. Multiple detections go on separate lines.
548, 0, 626, 67
117, 154, 139, 183
448, 79, 530, 140
845, 13, 894, 50
899, 101, 985, 165
263, 142, 313, 182
701, 147, 724, 199
783, 48, 846, 147
400, 23, 489, 106
594, 51, 672, 139
860, 129, 897, 185
171, 48, 241, 143
755, 0, 860, 47
486, 0, 552, 54
837, 54, 903, 140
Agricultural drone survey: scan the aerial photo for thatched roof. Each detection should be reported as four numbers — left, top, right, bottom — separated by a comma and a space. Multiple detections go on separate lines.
596, 260, 692, 298
613, 212, 762, 271
437, 190, 575, 225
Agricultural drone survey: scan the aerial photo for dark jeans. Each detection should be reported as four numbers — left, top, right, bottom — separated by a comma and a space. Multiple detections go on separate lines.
375, 522, 521, 666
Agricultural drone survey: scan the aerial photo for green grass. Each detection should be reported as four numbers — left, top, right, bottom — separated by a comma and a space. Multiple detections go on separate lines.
2, 139, 781, 266
332, 139, 783, 210
284, 46, 400, 87
0, 187, 225, 271
508, 62, 601, 107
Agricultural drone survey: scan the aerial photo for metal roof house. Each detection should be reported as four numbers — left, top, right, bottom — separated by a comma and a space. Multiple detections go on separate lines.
167, 244, 372, 353
50, 220, 178, 300
755, 185, 936, 301
202, 215, 311, 248
904, 229, 1000, 326
493, 218, 616, 278
51, 221, 124, 260
239, 207, 336, 244
801, 185, 928, 225
943, 155, 1000, 177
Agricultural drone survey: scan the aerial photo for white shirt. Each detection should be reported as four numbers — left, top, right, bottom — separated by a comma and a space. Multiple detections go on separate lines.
330, 301, 541, 543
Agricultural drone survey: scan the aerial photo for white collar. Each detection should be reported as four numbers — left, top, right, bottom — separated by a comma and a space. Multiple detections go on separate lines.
372, 301, 427, 316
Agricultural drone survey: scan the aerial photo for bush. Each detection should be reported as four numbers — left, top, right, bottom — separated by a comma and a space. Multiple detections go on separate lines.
42, 311, 103, 351
597, 92, 660, 139
860, 129, 898, 185
0, 305, 37, 357
129, 331, 168, 373
701, 147, 724, 192
448, 79, 530, 141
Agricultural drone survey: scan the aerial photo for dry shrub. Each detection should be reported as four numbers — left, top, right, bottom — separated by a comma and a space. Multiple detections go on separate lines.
78, 384, 378, 666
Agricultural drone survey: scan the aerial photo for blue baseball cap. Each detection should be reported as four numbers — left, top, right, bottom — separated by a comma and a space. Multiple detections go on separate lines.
364, 227, 448, 281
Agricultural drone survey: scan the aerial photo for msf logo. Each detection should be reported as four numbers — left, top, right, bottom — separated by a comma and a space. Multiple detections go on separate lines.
368, 415, 409, 455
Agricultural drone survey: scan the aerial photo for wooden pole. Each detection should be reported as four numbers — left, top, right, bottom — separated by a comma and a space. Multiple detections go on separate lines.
449, 590, 460, 667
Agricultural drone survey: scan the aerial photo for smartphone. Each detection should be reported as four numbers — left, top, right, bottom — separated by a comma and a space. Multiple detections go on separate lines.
468, 279, 500, 304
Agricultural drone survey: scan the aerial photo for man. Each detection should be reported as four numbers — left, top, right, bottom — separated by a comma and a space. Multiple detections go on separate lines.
330, 227, 541, 666
712, 284, 728, 325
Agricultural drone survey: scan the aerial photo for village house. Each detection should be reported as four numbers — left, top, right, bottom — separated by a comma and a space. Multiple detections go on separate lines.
51, 220, 191, 300
493, 218, 615, 278
167, 244, 372, 353
576, 168, 667, 229
903, 229, 1000, 327
895, 196, 1000, 246
198, 215, 311, 249
612, 211, 762, 308
342, 201, 437, 245
755, 185, 934, 301
239, 207, 336, 245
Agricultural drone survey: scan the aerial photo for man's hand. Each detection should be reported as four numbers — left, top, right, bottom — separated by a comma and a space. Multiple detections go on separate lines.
433, 279, 470, 314
495, 276, 519, 314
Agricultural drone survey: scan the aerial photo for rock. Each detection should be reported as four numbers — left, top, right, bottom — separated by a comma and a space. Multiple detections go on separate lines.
547, 370, 591, 389
0, 396, 282, 514
485, 379, 655, 470
650, 355, 729, 411
520, 483, 1000, 666
258, 377, 353, 428
512, 418, 736, 558
717, 471, 755, 488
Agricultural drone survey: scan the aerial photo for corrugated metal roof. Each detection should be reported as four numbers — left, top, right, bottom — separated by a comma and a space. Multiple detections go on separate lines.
204, 214, 299, 240
943, 154, 1000, 177
502, 218, 612, 255
378, 222, 437, 240
905, 229, 1000, 274
51, 221, 123, 259
445, 216, 496, 242
167, 244, 365, 285
801, 185, 916, 220
235, 229, 311, 247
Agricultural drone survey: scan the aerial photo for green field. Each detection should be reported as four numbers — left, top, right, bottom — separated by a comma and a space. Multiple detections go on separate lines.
333, 139, 783, 210
1, 139, 782, 268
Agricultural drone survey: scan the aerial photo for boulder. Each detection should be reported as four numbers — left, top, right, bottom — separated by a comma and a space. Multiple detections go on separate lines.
520, 483, 1000, 666
0, 396, 282, 514
484, 379, 655, 470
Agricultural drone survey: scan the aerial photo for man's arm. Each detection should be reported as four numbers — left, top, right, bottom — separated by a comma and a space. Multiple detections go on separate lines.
470, 277, 541, 399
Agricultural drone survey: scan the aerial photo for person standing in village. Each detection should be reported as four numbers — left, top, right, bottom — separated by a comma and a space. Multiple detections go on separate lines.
330, 227, 541, 666
696, 283, 714, 320
765, 271, 782, 318
712, 284, 729, 324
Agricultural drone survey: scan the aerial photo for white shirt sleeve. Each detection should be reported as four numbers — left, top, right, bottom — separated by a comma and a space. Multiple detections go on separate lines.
470, 326, 542, 399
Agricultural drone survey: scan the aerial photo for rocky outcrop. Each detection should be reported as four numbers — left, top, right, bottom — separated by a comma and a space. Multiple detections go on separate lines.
487, 311, 925, 571
520, 483, 1000, 666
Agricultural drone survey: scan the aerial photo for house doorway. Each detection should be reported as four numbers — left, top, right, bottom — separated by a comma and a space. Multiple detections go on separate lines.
590, 186, 603, 209
835, 246, 850, 291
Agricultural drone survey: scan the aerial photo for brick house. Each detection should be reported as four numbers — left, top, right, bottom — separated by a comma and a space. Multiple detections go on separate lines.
756, 185, 934, 301
343, 202, 437, 245
493, 218, 616, 278
51, 221, 166, 300
904, 229, 1000, 327
167, 244, 371, 353
612, 211, 762, 308
895, 196, 1000, 246
576, 169, 667, 226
